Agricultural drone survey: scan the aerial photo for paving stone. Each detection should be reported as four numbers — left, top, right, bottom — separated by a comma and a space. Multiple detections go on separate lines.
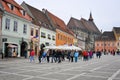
41, 73, 74, 80
18, 71, 47, 76
0, 74, 27, 80
0, 68, 25, 73
84, 71, 113, 78
71, 75, 108, 80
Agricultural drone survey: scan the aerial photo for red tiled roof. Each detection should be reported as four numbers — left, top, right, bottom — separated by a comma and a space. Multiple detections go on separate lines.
46, 10, 74, 36
22, 2, 55, 31
3, 0, 23, 9
1, 0, 31, 21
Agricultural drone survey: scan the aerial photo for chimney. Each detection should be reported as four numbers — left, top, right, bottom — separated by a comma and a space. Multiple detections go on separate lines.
42, 8, 46, 13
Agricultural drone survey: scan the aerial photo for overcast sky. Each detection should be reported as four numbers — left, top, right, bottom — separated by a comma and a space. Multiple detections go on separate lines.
15, 0, 120, 32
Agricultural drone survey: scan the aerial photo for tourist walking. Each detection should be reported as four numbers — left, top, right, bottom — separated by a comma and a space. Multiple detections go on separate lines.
38, 49, 43, 63
46, 50, 50, 63
29, 49, 35, 62
70, 50, 74, 62
74, 50, 79, 62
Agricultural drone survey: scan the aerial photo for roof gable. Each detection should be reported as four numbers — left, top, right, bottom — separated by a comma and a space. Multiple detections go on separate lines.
96, 31, 116, 41
22, 2, 55, 31
46, 10, 73, 36
67, 17, 101, 34
3, 0, 23, 9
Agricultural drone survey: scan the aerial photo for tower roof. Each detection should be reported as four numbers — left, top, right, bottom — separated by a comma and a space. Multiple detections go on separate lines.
89, 12, 93, 21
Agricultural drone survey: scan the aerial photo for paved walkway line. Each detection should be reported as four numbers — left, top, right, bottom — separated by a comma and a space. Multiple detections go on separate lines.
22, 76, 34, 80
108, 69, 120, 80
66, 73, 86, 80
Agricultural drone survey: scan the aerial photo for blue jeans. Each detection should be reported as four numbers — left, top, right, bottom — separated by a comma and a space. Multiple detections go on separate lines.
75, 57, 78, 62
30, 56, 34, 62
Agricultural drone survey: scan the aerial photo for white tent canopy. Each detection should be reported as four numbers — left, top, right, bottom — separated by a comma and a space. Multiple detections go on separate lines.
44, 45, 82, 50
7, 44, 18, 48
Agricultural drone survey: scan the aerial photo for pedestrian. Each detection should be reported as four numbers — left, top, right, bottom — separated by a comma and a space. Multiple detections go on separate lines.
29, 49, 35, 62
38, 49, 43, 63
24, 49, 27, 59
82, 50, 88, 61
89, 50, 93, 59
67, 51, 71, 62
96, 50, 101, 58
58, 50, 62, 63
46, 50, 50, 63
74, 50, 79, 62
0, 51, 4, 59
41, 50, 47, 62
70, 50, 74, 62
12, 50, 17, 58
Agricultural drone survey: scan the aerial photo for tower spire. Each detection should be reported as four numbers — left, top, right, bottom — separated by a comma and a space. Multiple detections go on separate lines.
89, 12, 93, 21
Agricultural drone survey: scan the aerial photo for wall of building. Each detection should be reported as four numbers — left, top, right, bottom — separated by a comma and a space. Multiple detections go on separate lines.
40, 27, 56, 46
0, 13, 2, 52
95, 41, 117, 52
56, 29, 74, 46
2, 13, 31, 57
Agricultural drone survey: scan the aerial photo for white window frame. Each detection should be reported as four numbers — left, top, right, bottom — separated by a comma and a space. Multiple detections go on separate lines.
23, 24, 27, 34
5, 18, 10, 30
13, 21, 18, 32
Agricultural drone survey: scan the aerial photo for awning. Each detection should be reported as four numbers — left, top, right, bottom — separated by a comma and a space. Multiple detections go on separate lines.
7, 44, 18, 48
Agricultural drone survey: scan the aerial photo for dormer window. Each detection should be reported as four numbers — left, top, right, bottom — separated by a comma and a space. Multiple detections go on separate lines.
20, 10, 26, 16
7, 3, 14, 11
11, 5, 14, 10
23, 10, 26, 16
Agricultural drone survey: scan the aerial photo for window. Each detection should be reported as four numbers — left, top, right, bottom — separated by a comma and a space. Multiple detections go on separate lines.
36, 29, 38, 37
118, 42, 119, 46
5, 18, 10, 30
101, 44, 103, 46
41, 32, 46, 38
112, 43, 114, 46
10, 4, 14, 10
13, 21, 18, 32
108, 43, 110, 46
23, 11, 26, 16
23, 24, 27, 34
48, 34, 51, 39
31, 28, 33, 36
58, 34, 60, 40
20, 10, 26, 16
97, 44, 99, 46
52, 36, 55, 40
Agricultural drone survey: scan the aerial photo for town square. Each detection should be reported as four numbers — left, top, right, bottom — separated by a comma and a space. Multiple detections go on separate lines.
0, 0, 120, 80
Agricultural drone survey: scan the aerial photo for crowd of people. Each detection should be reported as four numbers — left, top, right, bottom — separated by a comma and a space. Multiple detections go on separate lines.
29, 49, 114, 63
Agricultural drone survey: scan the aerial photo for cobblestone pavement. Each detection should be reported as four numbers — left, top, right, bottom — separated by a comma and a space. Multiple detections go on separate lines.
0, 55, 120, 80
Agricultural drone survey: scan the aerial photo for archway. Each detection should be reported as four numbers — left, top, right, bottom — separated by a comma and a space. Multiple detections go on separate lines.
20, 41, 28, 57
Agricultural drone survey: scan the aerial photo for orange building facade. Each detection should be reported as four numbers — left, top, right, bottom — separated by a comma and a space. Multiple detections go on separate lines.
56, 29, 74, 46
95, 41, 117, 52
46, 10, 75, 46
95, 27, 120, 52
